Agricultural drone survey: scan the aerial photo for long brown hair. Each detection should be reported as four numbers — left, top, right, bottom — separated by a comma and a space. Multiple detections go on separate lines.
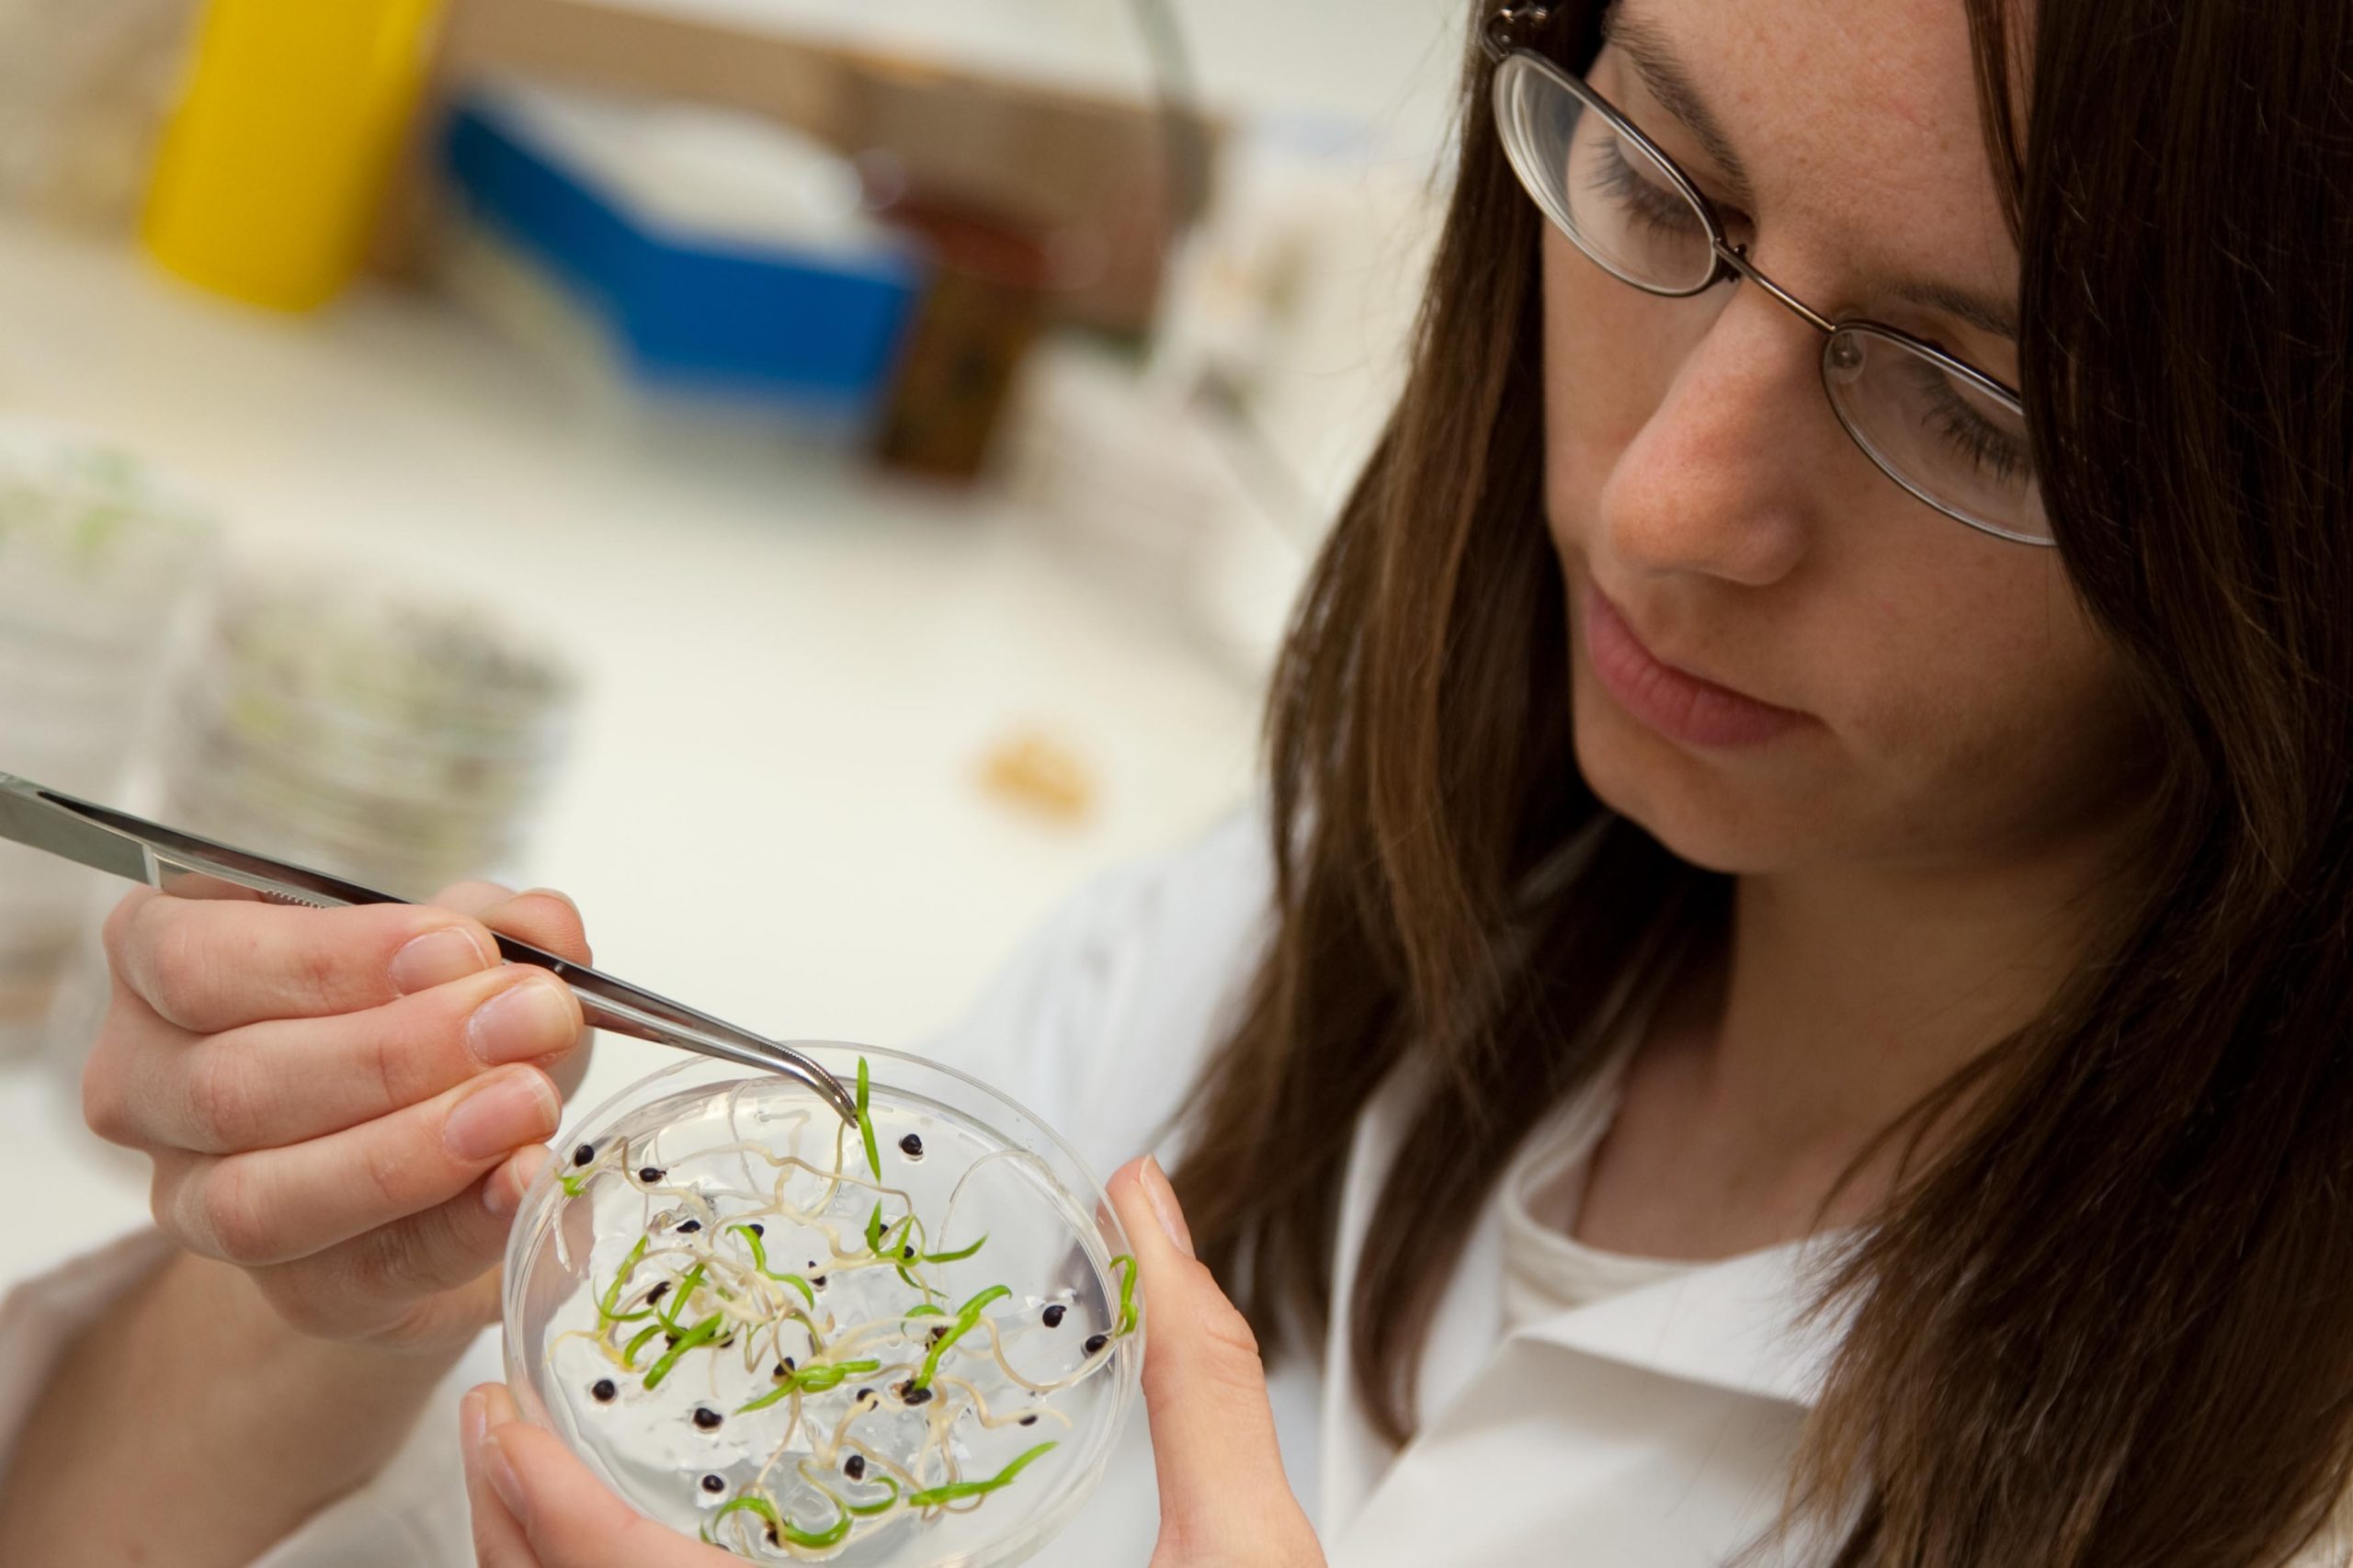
1168, 0, 2353, 1562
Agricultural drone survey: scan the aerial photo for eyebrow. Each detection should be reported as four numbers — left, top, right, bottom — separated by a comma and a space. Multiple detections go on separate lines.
1597, 6, 2020, 344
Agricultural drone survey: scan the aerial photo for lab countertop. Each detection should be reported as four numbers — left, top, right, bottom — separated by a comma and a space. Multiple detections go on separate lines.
0, 217, 1265, 1286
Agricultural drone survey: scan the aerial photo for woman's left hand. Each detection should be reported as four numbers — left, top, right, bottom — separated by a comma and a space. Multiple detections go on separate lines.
461, 1155, 1323, 1567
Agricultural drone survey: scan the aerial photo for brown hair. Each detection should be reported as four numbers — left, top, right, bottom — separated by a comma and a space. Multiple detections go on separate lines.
1167, 0, 2353, 1562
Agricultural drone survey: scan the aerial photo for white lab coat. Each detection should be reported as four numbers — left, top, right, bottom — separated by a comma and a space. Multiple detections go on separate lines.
0, 804, 2336, 1565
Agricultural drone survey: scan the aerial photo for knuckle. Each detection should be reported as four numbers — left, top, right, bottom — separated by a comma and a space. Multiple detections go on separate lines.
201, 1158, 278, 1266
254, 1267, 345, 1339
98, 887, 153, 971
80, 1052, 135, 1146
187, 1043, 260, 1152
356, 1204, 481, 1303
142, 912, 221, 1028
359, 1131, 413, 1218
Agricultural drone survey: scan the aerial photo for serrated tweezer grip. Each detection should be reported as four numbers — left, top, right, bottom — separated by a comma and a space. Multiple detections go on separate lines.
0, 771, 861, 1127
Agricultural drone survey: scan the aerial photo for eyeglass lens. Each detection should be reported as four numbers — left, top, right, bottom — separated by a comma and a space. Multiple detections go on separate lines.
1493, 51, 2048, 543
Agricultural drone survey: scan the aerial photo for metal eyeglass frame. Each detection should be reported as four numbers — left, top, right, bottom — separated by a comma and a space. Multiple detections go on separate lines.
1481, 3, 2051, 548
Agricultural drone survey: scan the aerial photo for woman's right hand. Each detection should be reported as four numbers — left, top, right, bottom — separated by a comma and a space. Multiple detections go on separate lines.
80, 881, 594, 1353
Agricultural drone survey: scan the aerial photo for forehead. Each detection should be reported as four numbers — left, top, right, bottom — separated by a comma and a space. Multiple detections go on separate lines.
1598, 0, 2018, 292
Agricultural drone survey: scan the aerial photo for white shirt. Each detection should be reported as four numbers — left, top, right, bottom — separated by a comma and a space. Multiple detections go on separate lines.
3, 805, 2344, 1565
1497, 1051, 1699, 1333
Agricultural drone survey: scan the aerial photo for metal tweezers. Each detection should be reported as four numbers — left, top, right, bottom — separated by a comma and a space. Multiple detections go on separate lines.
0, 770, 860, 1127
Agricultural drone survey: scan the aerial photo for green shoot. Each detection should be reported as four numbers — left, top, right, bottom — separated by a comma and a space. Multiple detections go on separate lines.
1111, 1253, 1140, 1336
854, 1057, 883, 1177
642, 1312, 724, 1390
905, 1441, 1058, 1509
911, 1284, 1012, 1391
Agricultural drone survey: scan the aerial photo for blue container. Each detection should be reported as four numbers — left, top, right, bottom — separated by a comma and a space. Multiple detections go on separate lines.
441, 87, 923, 430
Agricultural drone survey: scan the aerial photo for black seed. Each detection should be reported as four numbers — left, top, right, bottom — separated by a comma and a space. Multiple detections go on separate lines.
638, 1166, 665, 1184
590, 1378, 618, 1403
844, 1454, 866, 1481
692, 1406, 723, 1431
1041, 1304, 1067, 1328
811, 1276, 827, 1288
900, 1383, 935, 1406
748, 1222, 764, 1236
647, 1281, 671, 1305
1020, 1414, 1038, 1426
572, 1143, 595, 1166
766, 1525, 780, 1546
774, 1358, 796, 1378
854, 1387, 874, 1403
902, 1244, 915, 1260
677, 1219, 701, 1233
700, 1473, 725, 1494
929, 1326, 949, 1345
899, 1133, 924, 1158
1085, 1334, 1109, 1355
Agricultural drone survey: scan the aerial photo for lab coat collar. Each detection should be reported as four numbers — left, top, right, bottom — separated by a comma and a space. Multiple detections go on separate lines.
1317, 1062, 1857, 1540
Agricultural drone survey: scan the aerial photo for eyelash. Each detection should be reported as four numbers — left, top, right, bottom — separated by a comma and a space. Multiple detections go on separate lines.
1587, 142, 2029, 486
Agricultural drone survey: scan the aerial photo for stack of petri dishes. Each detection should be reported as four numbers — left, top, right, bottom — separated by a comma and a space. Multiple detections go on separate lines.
157, 573, 580, 901
0, 421, 217, 1056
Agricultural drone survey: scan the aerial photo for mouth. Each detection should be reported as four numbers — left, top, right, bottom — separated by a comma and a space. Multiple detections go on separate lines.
1581, 582, 1813, 750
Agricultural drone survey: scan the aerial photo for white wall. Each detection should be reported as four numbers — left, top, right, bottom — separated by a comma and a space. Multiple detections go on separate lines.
605, 0, 1476, 150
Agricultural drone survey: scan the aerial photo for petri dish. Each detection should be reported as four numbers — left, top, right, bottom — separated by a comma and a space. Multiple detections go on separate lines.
504, 1045, 1143, 1565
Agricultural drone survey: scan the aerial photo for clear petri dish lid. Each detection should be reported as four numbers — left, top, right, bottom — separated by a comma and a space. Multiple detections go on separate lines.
505, 1047, 1143, 1567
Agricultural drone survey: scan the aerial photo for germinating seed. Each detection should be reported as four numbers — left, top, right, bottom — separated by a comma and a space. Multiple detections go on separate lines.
899, 1133, 924, 1158
692, 1407, 723, 1431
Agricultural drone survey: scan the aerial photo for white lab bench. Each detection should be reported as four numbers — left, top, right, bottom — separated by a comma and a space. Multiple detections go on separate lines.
0, 217, 1266, 1288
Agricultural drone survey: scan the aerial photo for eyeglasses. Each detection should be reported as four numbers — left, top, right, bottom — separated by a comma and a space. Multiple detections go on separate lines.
1482, 5, 2051, 546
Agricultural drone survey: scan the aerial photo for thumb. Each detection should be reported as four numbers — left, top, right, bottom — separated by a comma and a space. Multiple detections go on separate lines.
461, 1382, 735, 1566
1107, 1156, 1322, 1567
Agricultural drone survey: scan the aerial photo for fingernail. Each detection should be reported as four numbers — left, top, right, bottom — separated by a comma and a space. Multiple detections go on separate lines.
460, 1388, 487, 1455
446, 1070, 559, 1164
1141, 1154, 1194, 1258
482, 1430, 529, 1529
468, 975, 574, 1065
392, 926, 489, 995
484, 1144, 552, 1220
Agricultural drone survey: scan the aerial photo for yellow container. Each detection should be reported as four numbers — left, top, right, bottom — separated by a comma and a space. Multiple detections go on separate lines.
143, 0, 446, 312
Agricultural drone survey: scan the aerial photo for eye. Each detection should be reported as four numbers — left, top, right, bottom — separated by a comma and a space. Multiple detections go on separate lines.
1584, 135, 1707, 236
1904, 355, 2033, 487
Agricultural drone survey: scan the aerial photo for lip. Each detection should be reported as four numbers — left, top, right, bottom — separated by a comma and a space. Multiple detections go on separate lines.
1581, 583, 1812, 749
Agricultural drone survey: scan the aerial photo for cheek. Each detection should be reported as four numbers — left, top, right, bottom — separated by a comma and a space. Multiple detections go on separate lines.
1801, 549, 2147, 857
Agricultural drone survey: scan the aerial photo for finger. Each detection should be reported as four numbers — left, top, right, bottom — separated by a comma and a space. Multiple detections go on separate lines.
433, 883, 595, 971
470, 1384, 734, 1565
1107, 1156, 1320, 1565
157, 1065, 561, 1266
436, 883, 596, 1101
247, 1145, 552, 1345
98, 964, 583, 1155
464, 1385, 545, 1568
105, 886, 499, 1033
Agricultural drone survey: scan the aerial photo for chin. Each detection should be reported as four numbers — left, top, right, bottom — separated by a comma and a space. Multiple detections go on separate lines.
1568, 662, 1820, 878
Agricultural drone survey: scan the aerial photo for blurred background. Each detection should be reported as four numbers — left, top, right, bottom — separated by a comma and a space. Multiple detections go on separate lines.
0, 0, 1466, 1264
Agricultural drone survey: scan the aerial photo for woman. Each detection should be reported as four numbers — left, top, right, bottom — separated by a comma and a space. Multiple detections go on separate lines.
3, 0, 2347, 1562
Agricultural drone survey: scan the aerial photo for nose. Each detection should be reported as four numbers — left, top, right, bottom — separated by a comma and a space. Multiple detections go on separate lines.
1593, 280, 1833, 588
